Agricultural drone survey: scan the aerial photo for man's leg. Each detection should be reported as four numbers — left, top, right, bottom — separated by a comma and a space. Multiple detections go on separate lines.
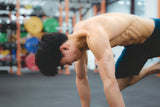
117, 62, 160, 90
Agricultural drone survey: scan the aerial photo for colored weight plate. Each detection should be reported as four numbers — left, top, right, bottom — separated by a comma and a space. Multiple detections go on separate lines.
42, 1, 59, 17
24, 16, 43, 35
25, 37, 39, 53
21, 49, 28, 55
31, 32, 44, 38
1, 50, 9, 56
21, 24, 26, 32
25, 54, 39, 71
43, 18, 59, 33
0, 32, 7, 43
21, 32, 28, 37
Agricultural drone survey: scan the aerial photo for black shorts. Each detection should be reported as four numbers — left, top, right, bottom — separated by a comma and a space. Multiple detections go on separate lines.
115, 18, 160, 79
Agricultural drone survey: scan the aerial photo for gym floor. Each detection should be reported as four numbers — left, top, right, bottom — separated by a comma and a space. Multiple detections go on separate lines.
0, 70, 160, 107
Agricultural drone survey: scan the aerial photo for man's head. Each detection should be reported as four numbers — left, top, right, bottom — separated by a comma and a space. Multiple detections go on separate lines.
35, 32, 82, 76
35, 32, 68, 76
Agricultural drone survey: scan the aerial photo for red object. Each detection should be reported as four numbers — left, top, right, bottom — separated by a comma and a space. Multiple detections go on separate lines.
25, 54, 39, 71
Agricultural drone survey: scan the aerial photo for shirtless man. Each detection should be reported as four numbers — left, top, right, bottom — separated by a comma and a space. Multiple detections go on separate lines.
35, 13, 160, 107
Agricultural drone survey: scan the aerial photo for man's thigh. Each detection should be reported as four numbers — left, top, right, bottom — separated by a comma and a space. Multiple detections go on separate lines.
115, 45, 148, 79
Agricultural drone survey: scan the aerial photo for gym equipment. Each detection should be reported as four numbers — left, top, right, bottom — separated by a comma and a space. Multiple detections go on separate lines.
3, 42, 10, 50
31, 6, 44, 17
0, 33, 8, 43
10, 21, 17, 30
21, 32, 28, 38
21, 48, 28, 55
0, 2, 7, 10
43, 18, 59, 33
0, 60, 3, 66
0, 21, 8, 32
21, 25, 27, 37
10, 42, 17, 50
0, 60, 17, 66
10, 59, 17, 66
1, 50, 9, 56
25, 37, 39, 53
3, 42, 17, 50
0, 14, 9, 17
24, 16, 43, 35
25, 54, 39, 71
31, 32, 44, 38
8, 3, 16, 11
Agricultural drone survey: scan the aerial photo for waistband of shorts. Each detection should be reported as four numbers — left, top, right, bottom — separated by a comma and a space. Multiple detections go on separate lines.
150, 18, 160, 38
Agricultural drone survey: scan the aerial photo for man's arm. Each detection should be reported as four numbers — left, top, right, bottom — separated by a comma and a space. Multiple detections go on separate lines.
75, 51, 91, 107
86, 27, 125, 107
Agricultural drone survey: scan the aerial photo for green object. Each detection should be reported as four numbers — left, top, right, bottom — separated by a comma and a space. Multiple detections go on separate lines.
0, 32, 7, 43
43, 18, 59, 33
21, 25, 27, 37
21, 32, 27, 37
21, 24, 26, 32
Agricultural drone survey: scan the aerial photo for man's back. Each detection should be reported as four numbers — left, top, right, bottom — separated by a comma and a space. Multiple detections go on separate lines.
74, 13, 155, 47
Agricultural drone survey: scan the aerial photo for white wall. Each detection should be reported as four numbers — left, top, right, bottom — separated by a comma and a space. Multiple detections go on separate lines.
144, 0, 158, 18
107, 0, 130, 14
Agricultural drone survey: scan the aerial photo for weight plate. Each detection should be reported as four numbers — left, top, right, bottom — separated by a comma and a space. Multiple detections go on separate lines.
42, 1, 59, 17
21, 32, 28, 37
43, 18, 59, 33
25, 53, 39, 71
25, 37, 39, 53
31, 32, 44, 38
21, 24, 26, 32
21, 48, 28, 55
0, 33, 7, 43
24, 16, 43, 35
1, 50, 9, 56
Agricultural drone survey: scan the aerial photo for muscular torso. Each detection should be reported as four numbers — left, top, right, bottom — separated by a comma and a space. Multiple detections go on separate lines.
73, 13, 155, 48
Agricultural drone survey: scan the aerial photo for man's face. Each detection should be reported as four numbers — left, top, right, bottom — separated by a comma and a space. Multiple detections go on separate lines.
59, 47, 82, 66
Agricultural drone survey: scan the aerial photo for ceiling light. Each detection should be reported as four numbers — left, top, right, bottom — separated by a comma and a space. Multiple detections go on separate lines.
137, 2, 142, 6
118, 1, 125, 5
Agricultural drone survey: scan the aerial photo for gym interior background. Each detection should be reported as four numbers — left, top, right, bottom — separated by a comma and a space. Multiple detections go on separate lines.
0, 0, 160, 107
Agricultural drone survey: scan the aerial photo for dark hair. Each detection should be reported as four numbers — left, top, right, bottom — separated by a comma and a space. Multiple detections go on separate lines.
35, 32, 68, 76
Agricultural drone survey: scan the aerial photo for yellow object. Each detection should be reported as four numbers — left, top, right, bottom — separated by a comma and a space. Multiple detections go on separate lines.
31, 32, 44, 38
25, 4, 32, 10
24, 16, 43, 36
1, 50, 10, 56
21, 49, 28, 55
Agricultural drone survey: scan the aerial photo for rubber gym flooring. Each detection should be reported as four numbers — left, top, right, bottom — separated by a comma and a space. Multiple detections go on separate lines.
0, 70, 160, 107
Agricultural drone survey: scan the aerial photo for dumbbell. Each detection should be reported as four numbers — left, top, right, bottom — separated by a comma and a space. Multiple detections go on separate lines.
3, 42, 17, 50
8, 3, 16, 11
0, 21, 8, 32
10, 42, 17, 50
10, 59, 17, 66
0, 2, 7, 10
2, 60, 15, 66
0, 60, 4, 66
9, 21, 17, 30
3, 42, 10, 50
3, 59, 26, 67
3, 60, 10, 66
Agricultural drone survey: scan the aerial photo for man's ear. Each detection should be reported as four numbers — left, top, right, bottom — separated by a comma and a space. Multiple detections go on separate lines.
60, 44, 69, 51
